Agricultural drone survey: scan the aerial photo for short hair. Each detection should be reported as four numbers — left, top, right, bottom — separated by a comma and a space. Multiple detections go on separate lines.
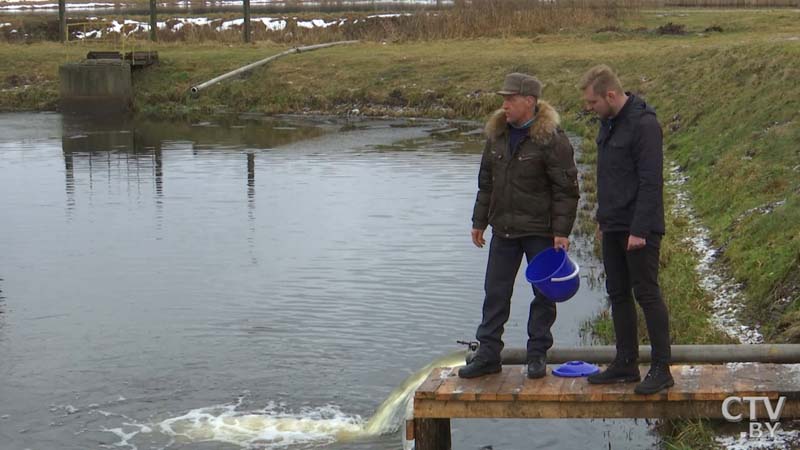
579, 64, 624, 96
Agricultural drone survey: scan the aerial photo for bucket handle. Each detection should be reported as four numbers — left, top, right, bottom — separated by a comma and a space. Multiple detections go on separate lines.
551, 262, 580, 283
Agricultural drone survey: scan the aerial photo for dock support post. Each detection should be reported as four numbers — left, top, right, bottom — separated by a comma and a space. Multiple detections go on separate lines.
414, 418, 451, 450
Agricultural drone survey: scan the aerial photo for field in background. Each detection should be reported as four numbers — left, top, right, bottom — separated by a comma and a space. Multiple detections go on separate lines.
1, 0, 799, 43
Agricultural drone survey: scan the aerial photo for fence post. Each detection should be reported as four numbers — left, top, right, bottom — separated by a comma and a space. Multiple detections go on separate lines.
243, 0, 251, 43
149, 0, 157, 41
59, 0, 67, 42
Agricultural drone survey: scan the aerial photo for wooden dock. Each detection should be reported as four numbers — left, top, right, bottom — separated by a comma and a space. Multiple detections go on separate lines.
410, 363, 800, 449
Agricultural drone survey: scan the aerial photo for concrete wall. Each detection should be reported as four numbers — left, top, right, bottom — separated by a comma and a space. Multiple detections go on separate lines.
59, 60, 132, 114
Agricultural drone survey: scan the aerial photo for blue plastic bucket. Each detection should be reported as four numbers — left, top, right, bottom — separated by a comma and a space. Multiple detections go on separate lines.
525, 248, 580, 302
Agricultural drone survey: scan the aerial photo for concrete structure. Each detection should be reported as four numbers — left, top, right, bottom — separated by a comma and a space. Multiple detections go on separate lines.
59, 59, 132, 114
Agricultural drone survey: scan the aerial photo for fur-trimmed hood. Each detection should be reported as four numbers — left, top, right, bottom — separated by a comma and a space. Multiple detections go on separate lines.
484, 100, 561, 145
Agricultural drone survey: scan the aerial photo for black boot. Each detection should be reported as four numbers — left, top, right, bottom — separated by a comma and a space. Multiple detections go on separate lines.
527, 355, 546, 379
458, 356, 501, 379
587, 356, 640, 384
634, 362, 674, 394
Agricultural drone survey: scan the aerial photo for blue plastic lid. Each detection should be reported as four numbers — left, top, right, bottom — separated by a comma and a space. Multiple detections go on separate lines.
552, 360, 600, 377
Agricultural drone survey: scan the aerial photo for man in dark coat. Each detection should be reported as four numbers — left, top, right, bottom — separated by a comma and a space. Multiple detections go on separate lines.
459, 73, 579, 379
580, 64, 673, 395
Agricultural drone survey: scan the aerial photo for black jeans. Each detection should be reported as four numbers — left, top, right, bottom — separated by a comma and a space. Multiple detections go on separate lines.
602, 231, 671, 364
475, 234, 556, 363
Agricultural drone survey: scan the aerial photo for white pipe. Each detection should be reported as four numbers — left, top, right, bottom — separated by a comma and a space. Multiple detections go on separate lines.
190, 40, 359, 95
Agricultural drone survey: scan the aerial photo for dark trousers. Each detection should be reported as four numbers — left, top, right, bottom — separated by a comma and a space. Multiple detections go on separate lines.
475, 234, 556, 363
602, 231, 671, 364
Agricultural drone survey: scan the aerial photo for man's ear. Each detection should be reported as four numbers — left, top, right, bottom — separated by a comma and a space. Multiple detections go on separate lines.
605, 90, 617, 103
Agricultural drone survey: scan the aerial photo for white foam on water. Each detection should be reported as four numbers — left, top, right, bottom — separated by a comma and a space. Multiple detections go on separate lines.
103, 351, 465, 449
102, 423, 153, 450
159, 400, 365, 448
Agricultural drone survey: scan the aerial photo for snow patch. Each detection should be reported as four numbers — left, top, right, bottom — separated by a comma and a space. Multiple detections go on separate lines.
667, 163, 763, 344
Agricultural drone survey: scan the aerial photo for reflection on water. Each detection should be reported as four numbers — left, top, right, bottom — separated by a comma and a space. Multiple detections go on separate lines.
0, 112, 659, 450
0, 277, 5, 337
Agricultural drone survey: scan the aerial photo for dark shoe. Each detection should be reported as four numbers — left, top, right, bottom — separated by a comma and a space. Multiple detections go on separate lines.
634, 362, 674, 395
458, 356, 501, 379
587, 356, 641, 384
527, 356, 547, 379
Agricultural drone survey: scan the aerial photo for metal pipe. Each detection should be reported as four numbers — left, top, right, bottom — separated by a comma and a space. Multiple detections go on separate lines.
189, 40, 359, 95
464, 345, 800, 365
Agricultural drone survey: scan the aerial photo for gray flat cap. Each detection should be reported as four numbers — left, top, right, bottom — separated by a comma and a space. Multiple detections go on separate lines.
497, 72, 542, 97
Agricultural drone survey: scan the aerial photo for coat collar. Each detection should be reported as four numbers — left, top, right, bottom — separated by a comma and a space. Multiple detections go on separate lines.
484, 100, 560, 145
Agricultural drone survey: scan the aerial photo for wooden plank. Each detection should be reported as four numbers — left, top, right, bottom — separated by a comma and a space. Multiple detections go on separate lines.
415, 399, 725, 418
495, 366, 525, 401
518, 370, 568, 402
450, 374, 488, 402
732, 362, 765, 398
731, 363, 783, 420
692, 364, 733, 401
414, 397, 800, 419
415, 368, 451, 400
461, 370, 505, 401
752, 363, 781, 401
475, 367, 508, 401
667, 365, 703, 402
434, 368, 464, 401
762, 364, 800, 399
558, 372, 619, 402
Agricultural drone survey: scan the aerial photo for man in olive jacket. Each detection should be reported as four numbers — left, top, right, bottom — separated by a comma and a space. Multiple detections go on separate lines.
459, 73, 579, 379
580, 64, 673, 395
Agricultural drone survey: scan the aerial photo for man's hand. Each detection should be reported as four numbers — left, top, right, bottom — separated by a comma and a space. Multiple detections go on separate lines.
627, 235, 646, 251
471, 228, 486, 248
554, 236, 570, 251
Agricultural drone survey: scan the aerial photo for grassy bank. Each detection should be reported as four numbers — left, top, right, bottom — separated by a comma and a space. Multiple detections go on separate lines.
1, 8, 798, 446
